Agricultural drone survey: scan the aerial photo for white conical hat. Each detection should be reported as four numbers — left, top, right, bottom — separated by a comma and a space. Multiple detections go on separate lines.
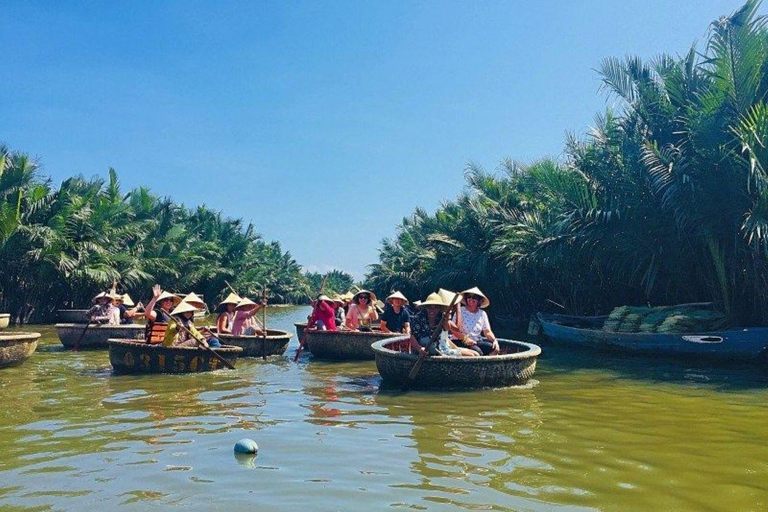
386, 291, 409, 305
437, 288, 463, 307
171, 301, 199, 316
181, 292, 206, 309
120, 294, 135, 307
236, 297, 259, 311
418, 293, 445, 308
352, 290, 377, 304
218, 292, 241, 308
460, 287, 490, 308
157, 291, 182, 307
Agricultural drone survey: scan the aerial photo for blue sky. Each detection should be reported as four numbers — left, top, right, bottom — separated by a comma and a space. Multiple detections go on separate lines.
3, 0, 738, 279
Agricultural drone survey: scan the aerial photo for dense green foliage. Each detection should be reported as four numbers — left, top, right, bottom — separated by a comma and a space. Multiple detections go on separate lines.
304, 269, 356, 298
367, 1, 768, 326
0, 153, 310, 323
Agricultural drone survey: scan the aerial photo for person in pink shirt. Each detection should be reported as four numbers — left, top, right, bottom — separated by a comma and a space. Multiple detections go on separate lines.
231, 297, 266, 336
311, 295, 337, 331
345, 290, 379, 331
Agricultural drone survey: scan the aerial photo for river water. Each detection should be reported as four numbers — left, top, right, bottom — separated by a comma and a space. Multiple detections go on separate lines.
1, 306, 766, 511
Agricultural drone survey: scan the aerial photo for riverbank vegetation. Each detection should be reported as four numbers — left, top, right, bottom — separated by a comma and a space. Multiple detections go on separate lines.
367, 0, 768, 326
0, 156, 312, 323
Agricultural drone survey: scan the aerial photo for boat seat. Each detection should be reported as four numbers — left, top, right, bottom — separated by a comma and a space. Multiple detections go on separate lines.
145, 322, 168, 344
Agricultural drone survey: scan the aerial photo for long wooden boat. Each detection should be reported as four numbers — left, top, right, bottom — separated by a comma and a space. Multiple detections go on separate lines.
56, 323, 145, 349
108, 338, 242, 374
0, 332, 40, 367
216, 329, 292, 358
537, 312, 768, 361
372, 337, 541, 389
306, 329, 399, 361
57, 309, 89, 323
0, 314, 9, 330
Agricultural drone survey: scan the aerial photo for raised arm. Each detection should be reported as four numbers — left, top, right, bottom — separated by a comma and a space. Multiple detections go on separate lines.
144, 284, 162, 322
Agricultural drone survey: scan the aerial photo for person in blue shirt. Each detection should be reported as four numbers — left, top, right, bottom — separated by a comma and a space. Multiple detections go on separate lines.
379, 291, 411, 334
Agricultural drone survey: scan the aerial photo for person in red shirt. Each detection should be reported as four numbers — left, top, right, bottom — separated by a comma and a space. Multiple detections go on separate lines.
312, 295, 337, 331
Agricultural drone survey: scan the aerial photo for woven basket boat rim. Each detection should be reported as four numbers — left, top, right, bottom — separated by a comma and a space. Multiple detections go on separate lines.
306, 329, 398, 339
108, 338, 243, 353
56, 323, 145, 329
372, 337, 541, 362
0, 332, 41, 342
219, 329, 291, 340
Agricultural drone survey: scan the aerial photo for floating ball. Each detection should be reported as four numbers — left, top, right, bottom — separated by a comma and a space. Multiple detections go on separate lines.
234, 438, 258, 455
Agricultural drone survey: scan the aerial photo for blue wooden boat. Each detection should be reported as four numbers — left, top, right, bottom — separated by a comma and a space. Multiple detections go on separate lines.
537, 312, 768, 361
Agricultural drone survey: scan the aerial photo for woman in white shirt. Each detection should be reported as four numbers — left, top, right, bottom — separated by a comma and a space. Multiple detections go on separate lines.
454, 287, 499, 355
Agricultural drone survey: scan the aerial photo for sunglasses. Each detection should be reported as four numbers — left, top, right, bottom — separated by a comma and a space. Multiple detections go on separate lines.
465, 295, 481, 301
359, 296, 370, 300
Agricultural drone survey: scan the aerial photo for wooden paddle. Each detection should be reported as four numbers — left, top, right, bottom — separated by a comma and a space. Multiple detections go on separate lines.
294, 276, 327, 362
173, 318, 236, 370
72, 321, 92, 352
401, 292, 462, 391
261, 285, 268, 360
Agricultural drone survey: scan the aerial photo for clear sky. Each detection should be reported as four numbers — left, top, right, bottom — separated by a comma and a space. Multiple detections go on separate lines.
3, 0, 739, 279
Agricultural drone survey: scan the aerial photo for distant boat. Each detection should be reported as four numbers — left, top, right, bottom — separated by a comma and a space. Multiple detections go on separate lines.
0, 331, 40, 367
216, 329, 292, 358
56, 323, 145, 349
537, 312, 768, 361
305, 329, 399, 361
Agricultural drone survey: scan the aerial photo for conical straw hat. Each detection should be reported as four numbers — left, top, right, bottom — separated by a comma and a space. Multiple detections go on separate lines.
418, 293, 445, 308
236, 298, 258, 311
157, 291, 182, 307
340, 292, 354, 302
460, 286, 490, 308
171, 301, 199, 316
317, 294, 333, 303
181, 292, 206, 309
120, 294, 135, 307
218, 292, 241, 308
437, 288, 463, 307
352, 290, 377, 304
92, 291, 110, 303
386, 291, 409, 305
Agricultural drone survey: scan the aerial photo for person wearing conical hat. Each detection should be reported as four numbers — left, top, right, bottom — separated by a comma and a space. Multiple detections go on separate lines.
231, 297, 267, 336
114, 293, 144, 325
380, 291, 411, 334
162, 301, 221, 348
345, 290, 378, 331
144, 284, 182, 325
407, 292, 478, 357
181, 292, 206, 310
332, 294, 346, 328
454, 287, 498, 356
310, 294, 337, 331
215, 292, 241, 335
86, 290, 121, 325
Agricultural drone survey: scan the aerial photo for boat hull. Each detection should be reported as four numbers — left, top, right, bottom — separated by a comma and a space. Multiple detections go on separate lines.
306, 329, 399, 361
217, 329, 292, 357
0, 314, 9, 330
373, 338, 541, 389
0, 332, 39, 367
108, 339, 242, 374
57, 309, 89, 323
56, 323, 145, 349
537, 313, 768, 360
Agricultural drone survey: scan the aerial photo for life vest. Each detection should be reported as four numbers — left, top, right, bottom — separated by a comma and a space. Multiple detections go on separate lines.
145, 322, 168, 344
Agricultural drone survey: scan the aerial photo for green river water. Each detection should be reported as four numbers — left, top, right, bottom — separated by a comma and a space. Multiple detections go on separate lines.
1, 306, 766, 511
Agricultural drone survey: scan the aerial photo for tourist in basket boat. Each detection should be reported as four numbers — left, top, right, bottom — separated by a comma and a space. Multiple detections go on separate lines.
115, 294, 143, 324
180, 292, 206, 310
230, 297, 266, 336
453, 287, 499, 355
345, 290, 379, 331
86, 291, 121, 325
310, 294, 337, 331
332, 294, 346, 328
163, 301, 221, 348
215, 292, 241, 335
144, 284, 181, 325
379, 291, 411, 334
408, 292, 478, 357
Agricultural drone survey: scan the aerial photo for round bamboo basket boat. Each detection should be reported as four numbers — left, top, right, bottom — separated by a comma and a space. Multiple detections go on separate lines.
295, 322, 307, 340
373, 338, 541, 389
217, 329, 292, 358
0, 331, 39, 367
108, 338, 242, 374
57, 309, 89, 323
0, 313, 10, 330
56, 323, 145, 349
306, 329, 400, 361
